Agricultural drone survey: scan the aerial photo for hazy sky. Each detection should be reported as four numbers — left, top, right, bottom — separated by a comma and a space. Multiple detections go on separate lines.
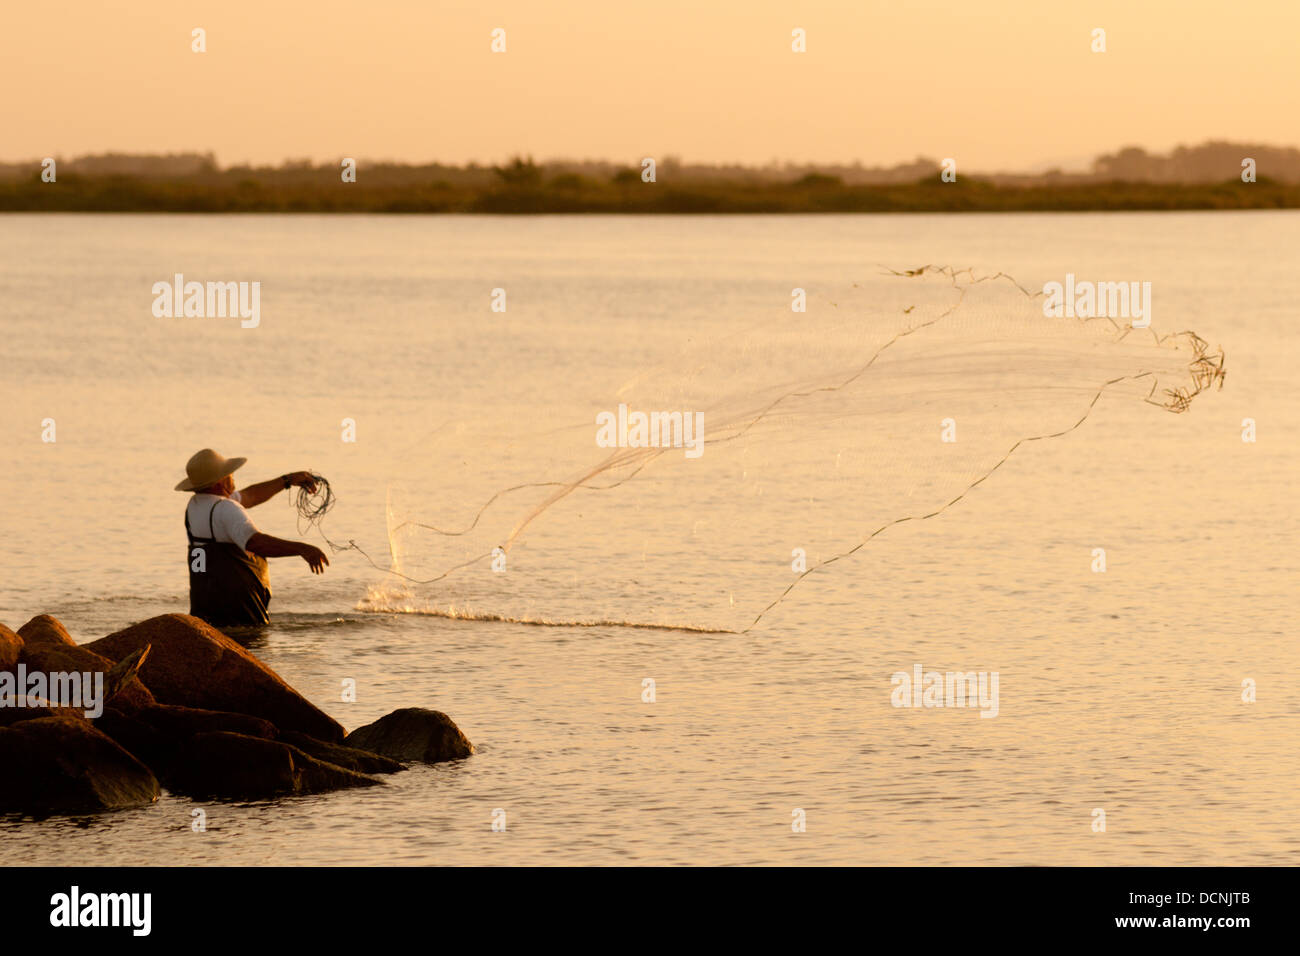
4, 1, 1297, 170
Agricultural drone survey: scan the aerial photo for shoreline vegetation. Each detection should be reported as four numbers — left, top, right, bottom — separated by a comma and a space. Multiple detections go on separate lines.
3, 141, 1299, 213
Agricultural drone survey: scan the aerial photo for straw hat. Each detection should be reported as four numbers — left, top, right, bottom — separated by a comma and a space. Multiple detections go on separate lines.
174, 448, 247, 492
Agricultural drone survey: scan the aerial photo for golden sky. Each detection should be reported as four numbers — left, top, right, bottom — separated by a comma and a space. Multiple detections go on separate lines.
4, 0, 1296, 170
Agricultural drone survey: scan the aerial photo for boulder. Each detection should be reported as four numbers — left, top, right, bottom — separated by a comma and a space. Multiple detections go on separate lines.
87, 614, 344, 743
93, 708, 166, 772
17, 614, 77, 648
167, 732, 381, 799
278, 730, 404, 775
0, 716, 160, 813
138, 702, 277, 741
344, 707, 474, 764
0, 624, 20, 672
18, 640, 155, 714
96, 703, 279, 776
0, 699, 89, 728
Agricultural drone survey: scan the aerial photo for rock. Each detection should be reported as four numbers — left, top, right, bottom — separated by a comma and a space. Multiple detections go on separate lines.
102, 645, 152, 702
87, 614, 344, 743
278, 730, 405, 775
139, 702, 278, 741
344, 707, 474, 764
96, 703, 278, 777
0, 698, 89, 728
93, 707, 166, 772
0, 716, 160, 813
0, 625, 21, 672
167, 732, 381, 799
18, 640, 155, 714
17, 614, 77, 648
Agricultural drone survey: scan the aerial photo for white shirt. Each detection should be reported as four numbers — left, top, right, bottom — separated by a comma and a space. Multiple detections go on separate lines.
185, 491, 260, 551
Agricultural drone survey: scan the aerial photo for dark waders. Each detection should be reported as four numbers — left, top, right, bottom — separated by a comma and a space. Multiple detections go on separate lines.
186, 499, 272, 627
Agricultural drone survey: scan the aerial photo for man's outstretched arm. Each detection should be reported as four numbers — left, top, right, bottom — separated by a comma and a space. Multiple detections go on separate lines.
238, 471, 319, 509
245, 533, 330, 573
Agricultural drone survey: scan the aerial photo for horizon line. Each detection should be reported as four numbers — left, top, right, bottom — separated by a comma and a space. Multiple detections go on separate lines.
5, 137, 1300, 179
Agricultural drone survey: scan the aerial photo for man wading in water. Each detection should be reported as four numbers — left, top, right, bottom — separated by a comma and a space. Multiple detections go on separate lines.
175, 448, 329, 627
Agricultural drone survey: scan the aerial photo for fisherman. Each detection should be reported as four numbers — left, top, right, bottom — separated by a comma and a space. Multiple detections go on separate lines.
175, 448, 329, 627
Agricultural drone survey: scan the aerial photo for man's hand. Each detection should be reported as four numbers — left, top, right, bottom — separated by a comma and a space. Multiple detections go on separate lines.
284, 472, 319, 493
300, 544, 330, 574
246, 533, 330, 575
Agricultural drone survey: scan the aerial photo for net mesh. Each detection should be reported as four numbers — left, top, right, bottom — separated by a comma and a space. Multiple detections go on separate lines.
338, 266, 1223, 633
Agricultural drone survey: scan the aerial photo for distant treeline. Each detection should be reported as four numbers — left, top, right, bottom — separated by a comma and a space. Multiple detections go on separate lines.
2, 142, 1298, 213
2, 172, 1295, 213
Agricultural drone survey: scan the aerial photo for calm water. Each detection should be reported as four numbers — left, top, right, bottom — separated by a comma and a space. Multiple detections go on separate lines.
1, 213, 1296, 865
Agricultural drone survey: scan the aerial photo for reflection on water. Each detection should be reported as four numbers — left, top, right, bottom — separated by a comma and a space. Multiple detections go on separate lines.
1, 213, 1297, 864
